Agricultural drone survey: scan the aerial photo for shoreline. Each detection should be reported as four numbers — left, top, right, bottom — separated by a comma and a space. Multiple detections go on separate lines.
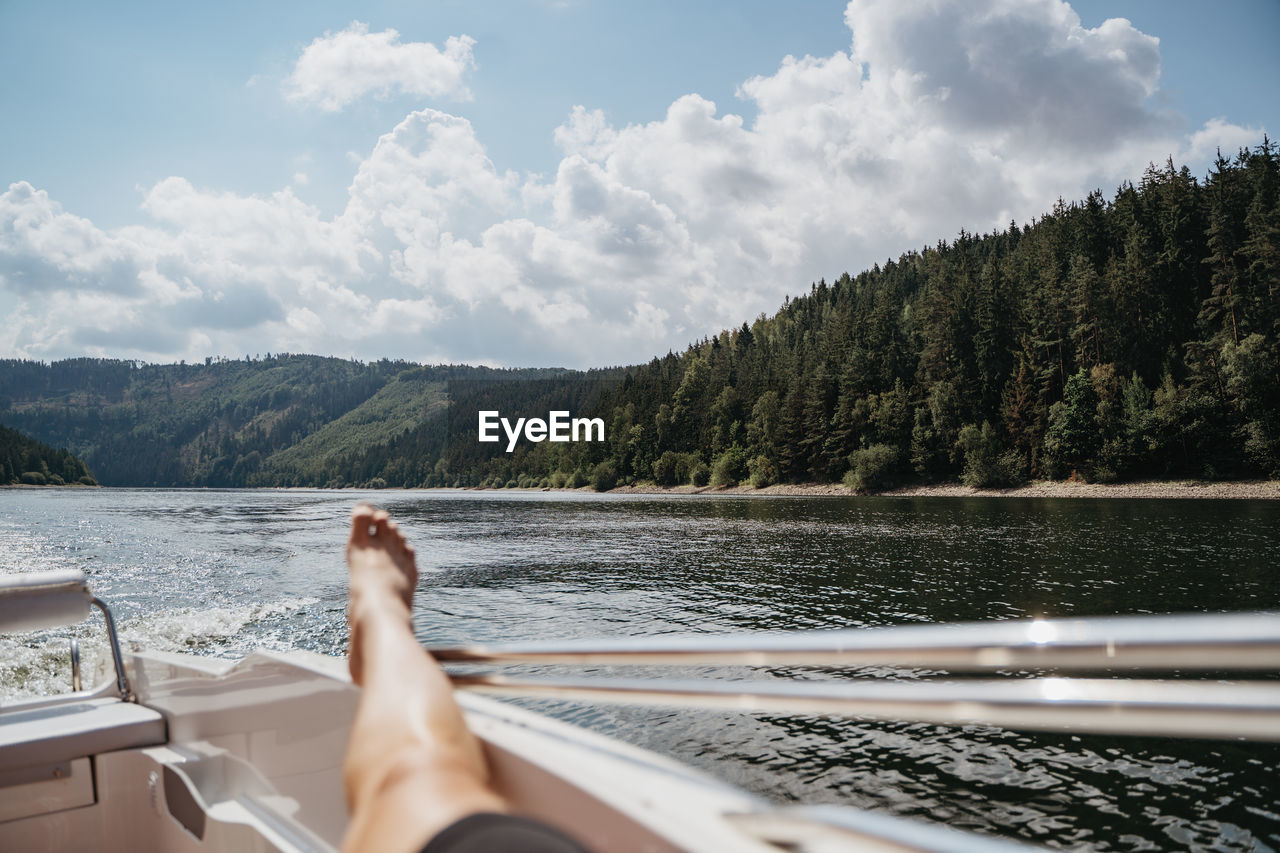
5, 480, 1277, 500
602, 479, 1280, 500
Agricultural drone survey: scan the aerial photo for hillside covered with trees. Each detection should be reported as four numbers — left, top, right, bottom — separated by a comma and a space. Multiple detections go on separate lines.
362, 143, 1279, 491
2, 142, 1277, 490
0, 355, 572, 487
0, 423, 96, 486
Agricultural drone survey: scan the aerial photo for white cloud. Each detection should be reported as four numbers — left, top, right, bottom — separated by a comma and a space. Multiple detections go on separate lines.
0, 182, 144, 296
284, 22, 475, 111
0, 1, 1263, 368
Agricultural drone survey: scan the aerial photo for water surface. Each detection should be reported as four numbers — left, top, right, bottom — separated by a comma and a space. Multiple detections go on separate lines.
2, 488, 1277, 850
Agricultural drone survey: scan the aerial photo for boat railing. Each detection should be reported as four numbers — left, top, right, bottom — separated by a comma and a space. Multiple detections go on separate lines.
0, 569, 134, 703
4, 569, 1277, 737
428, 611, 1280, 742
727, 803, 1036, 852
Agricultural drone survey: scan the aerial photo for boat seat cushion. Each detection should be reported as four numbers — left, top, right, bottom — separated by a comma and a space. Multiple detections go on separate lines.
0, 698, 166, 774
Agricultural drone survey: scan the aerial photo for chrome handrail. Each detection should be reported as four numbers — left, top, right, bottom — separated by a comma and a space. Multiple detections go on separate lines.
728, 804, 1037, 852
449, 673, 1280, 741
0, 571, 134, 703
427, 611, 1280, 671
438, 611, 1280, 742
70, 636, 82, 692
92, 596, 134, 702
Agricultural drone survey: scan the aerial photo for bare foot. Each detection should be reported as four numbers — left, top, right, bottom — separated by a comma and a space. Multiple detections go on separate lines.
346, 503, 418, 684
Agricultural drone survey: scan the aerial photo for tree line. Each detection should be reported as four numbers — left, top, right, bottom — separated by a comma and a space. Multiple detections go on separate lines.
0, 423, 96, 486
385, 142, 1279, 490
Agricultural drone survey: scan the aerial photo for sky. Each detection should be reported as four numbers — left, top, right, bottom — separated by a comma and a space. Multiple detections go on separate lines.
1, 0, 1276, 369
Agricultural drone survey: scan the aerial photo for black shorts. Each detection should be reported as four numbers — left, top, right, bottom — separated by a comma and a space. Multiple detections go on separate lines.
421, 812, 591, 853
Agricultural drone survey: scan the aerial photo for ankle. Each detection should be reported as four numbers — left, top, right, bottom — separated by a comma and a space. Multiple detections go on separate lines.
349, 585, 412, 625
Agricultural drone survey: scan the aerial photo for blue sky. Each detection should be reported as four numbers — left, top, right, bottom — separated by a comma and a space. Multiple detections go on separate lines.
1, 0, 1276, 367
1, 1, 848, 226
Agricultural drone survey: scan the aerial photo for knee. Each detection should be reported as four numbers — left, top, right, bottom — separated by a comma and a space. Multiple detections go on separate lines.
346, 743, 490, 813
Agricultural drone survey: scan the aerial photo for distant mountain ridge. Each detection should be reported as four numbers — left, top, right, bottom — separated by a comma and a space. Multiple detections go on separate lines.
0, 355, 575, 487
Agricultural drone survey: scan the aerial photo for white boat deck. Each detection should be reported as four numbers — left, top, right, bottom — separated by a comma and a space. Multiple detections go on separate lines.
0, 696, 167, 773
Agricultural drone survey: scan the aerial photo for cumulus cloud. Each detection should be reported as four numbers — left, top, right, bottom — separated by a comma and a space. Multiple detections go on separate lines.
0, 0, 1262, 367
0, 183, 145, 296
844, 0, 1168, 150
284, 22, 475, 111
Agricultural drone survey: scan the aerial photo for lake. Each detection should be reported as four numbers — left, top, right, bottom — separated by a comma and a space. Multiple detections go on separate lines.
2, 488, 1277, 850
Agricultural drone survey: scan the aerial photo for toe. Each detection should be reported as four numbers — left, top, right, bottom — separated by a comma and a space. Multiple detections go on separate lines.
371, 513, 396, 543
350, 504, 379, 545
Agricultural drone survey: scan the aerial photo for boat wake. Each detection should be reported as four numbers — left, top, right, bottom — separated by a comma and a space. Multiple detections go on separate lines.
0, 596, 319, 701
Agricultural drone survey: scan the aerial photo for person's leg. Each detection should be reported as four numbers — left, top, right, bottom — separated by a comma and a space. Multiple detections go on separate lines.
341, 504, 507, 853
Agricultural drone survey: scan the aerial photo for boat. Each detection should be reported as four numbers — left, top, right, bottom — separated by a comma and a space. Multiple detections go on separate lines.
2, 568, 1278, 852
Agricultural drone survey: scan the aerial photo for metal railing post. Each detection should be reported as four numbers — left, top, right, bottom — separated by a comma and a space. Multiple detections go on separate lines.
69, 636, 82, 692
91, 597, 134, 702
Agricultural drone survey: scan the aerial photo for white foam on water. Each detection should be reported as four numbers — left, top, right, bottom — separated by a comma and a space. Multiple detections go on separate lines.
0, 632, 110, 701
119, 596, 320, 653
0, 596, 320, 701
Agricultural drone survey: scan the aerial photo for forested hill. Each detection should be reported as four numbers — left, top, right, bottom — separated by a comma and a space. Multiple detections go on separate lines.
624, 145, 1279, 489
1, 424, 96, 486
0, 355, 575, 486
2, 143, 1277, 490
404, 143, 1280, 490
